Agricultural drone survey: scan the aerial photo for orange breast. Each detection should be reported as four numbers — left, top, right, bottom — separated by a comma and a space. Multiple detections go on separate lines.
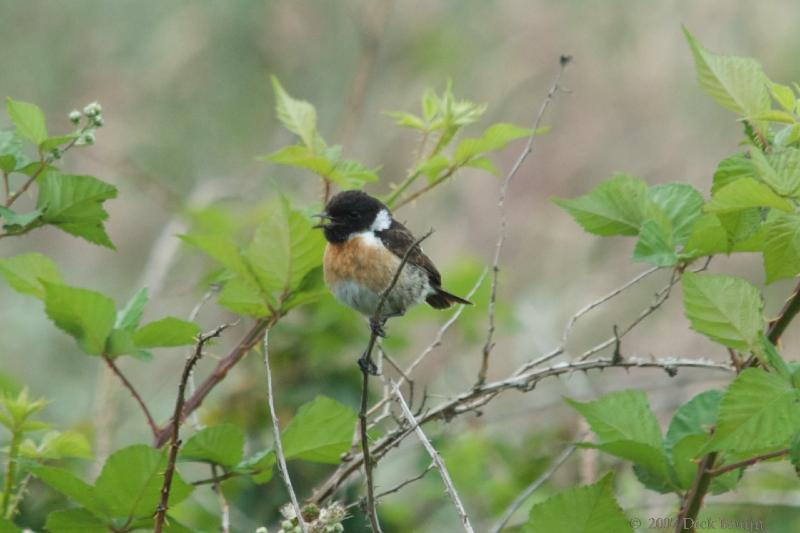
324, 235, 400, 293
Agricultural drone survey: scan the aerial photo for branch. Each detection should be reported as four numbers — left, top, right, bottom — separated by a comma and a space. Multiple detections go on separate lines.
154, 315, 278, 447
101, 355, 158, 438
262, 329, 308, 533
743, 277, 800, 369
310, 355, 732, 504
675, 451, 717, 533
478, 55, 572, 386
154, 323, 233, 533
706, 448, 789, 477
392, 383, 475, 533
488, 438, 580, 533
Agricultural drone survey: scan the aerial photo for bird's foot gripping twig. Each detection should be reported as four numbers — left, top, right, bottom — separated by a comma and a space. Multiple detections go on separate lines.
369, 316, 387, 338
359, 349, 380, 376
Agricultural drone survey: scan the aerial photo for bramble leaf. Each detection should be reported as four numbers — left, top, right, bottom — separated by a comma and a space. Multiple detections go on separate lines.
6, 97, 48, 145
682, 272, 763, 351
524, 473, 631, 533
706, 178, 793, 213
553, 174, 654, 236
132, 317, 200, 348
42, 282, 116, 355
282, 396, 357, 464
180, 424, 244, 467
0, 252, 63, 299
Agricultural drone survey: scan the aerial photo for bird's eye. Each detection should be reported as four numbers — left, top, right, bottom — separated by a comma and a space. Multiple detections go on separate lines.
348, 212, 359, 220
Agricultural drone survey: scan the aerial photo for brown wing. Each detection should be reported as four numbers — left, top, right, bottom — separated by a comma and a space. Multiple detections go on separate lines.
376, 220, 442, 288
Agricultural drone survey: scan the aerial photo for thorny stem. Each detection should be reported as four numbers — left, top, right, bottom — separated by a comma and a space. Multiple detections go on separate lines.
154, 324, 232, 533
1, 430, 21, 518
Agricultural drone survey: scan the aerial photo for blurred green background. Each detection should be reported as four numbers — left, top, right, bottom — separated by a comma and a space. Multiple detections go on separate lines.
3, 1, 800, 531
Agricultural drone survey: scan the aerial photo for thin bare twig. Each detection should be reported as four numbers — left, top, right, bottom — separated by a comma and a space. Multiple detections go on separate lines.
211, 464, 231, 533
478, 55, 572, 386
101, 355, 158, 437
262, 329, 308, 533
392, 382, 475, 533
489, 439, 581, 533
155, 323, 233, 533
561, 266, 660, 347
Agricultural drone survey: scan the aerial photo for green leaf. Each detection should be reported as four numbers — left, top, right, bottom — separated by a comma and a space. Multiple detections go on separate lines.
105, 328, 137, 357
711, 154, 756, 195
681, 272, 763, 351
281, 265, 328, 311
37, 172, 118, 248
0, 252, 63, 299
235, 449, 276, 484
179, 424, 244, 467
218, 277, 271, 317
0, 518, 21, 533
705, 369, 800, 453
0, 130, 31, 172
271, 76, 318, 149
417, 154, 450, 182
45, 509, 107, 533
132, 317, 200, 349
566, 390, 663, 448
282, 395, 357, 463
750, 146, 800, 197
180, 233, 252, 282
244, 200, 325, 299
553, 174, 654, 236
386, 111, 426, 130
763, 213, 800, 283
632, 219, 677, 267
524, 473, 631, 533
712, 154, 754, 194
6, 97, 48, 145
683, 28, 770, 119
464, 155, 499, 175
566, 390, 672, 487
453, 123, 532, 163
665, 390, 723, 452
0, 206, 42, 232
718, 208, 762, 245
31, 465, 108, 518
263, 145, 378, 187
663, 390, 740, 493
22, 430, 92, 460
42, 282, 116, 355
115, 287, 148, 331
648, 183, 704, 244
771, 83, 796, 113
682, 214, 729, 258
94, 444, 192, 518
706, 178, 793, 213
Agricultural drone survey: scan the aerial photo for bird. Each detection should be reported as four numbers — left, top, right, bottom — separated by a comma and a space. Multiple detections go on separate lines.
314, 190, 471, 373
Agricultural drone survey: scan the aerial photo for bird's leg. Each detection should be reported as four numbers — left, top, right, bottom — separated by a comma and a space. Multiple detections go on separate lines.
358, 349, 379, 375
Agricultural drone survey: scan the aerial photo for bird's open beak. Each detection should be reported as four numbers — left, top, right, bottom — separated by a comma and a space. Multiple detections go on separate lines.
311, 212, 331, 229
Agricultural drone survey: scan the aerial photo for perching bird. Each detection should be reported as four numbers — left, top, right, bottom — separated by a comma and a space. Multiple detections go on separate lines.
315, 190, 471, 372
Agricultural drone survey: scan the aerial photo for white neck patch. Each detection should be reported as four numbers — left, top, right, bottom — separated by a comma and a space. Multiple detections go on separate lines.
370, 209, 392, 232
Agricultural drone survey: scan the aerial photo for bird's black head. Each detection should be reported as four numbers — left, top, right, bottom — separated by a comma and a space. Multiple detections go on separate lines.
315, 190, 390, 243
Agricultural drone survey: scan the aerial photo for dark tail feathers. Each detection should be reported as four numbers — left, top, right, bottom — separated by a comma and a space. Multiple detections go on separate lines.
426, 287, 472, 309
